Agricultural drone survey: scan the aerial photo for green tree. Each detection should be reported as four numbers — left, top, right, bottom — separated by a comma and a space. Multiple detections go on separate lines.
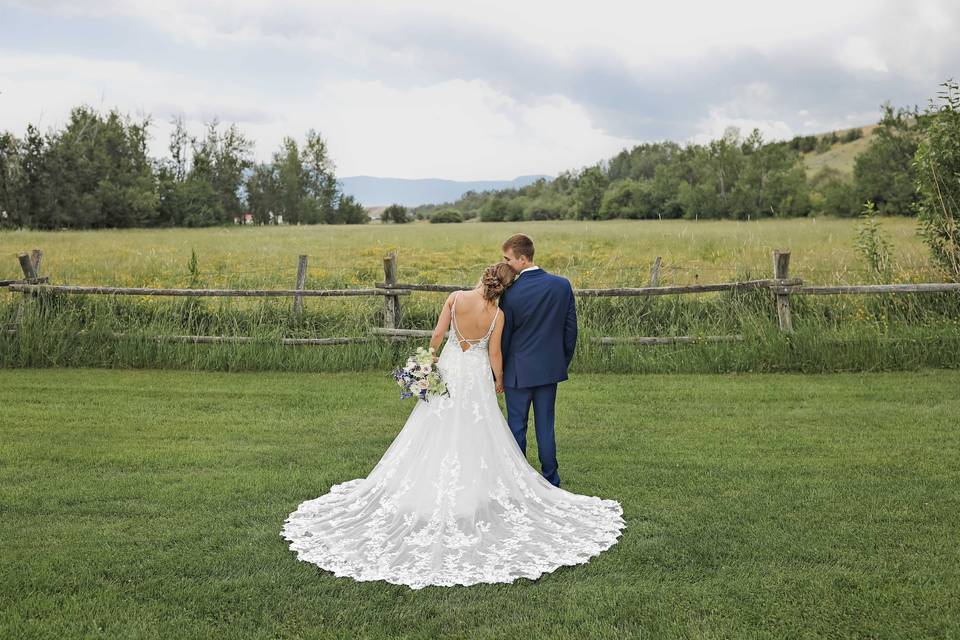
382, 204, 409, 223
245, 163, 279, 224
272, 137, 306, 224
0, 132, 23, 227
607, 141, 683, 181
479, 193, 524, 222
915, 80, 960, 280
648, 162, 687, 219
480, 194, 509, 222
188, 120, 253, 224
574, 166, 608, 219
172, 175, 224, 227
598, 179, 656, 219
523, 194, 565, 220
33, 106, 158, 229
336, 194, 369, 224
301, 130, 338, 224
19, 125, 52, 228
810, 167, 860, 217
679, 128, 743, 219
853, 103, 926, 214
732, 129, 811, 218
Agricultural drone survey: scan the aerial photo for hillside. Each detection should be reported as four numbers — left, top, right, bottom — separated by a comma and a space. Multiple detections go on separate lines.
801, 123, 877, 178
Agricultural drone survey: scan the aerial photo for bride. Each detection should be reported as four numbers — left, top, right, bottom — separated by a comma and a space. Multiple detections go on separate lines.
281, 262, 625, 589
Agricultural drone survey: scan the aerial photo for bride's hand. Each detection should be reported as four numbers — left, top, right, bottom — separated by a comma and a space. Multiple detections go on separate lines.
495, 380, 504, 394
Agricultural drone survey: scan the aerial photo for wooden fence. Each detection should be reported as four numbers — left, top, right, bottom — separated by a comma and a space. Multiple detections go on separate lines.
4, 248, 960, 346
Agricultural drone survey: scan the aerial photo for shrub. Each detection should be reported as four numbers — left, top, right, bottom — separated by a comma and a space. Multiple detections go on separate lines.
842, 128, 864, 143
854, 201, 894, 281
429, 209, 463, 223
382, 204, 409, 223
799, 135, 818, 153
815, 135, 834, 154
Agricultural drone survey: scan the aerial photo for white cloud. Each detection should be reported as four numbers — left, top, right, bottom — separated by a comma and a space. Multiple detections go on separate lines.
836, 36, 889, 73
17, 0, 954, 77
300, 79, 638, 179
690, 109, 794, 145
0, 49, 636, 179
689, 82, 795, 143
3, 0, 959, 178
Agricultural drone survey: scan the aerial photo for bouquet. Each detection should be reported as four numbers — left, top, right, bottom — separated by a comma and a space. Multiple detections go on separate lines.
391, 346, 450, 401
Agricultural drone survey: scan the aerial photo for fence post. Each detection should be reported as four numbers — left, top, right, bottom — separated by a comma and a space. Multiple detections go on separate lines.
773, 249, 794, 333
382, 252, 401, 329
649, 256, 662, 286
293, 254, 308, 315
18, 252, 38, 281
14, 249, 42, 330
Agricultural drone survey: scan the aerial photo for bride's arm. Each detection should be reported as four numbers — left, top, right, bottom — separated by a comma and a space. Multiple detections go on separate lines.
488, 311, 506, 393
429, 293, 455, 355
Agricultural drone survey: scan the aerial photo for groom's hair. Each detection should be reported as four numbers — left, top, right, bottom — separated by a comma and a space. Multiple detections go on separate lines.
502, 234, 534, 261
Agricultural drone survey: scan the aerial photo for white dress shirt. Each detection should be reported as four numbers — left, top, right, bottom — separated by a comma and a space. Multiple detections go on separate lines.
517, 266, 540, 276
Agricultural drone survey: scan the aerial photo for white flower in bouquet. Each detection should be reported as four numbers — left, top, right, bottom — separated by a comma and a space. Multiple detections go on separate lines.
391, 346, 449, 401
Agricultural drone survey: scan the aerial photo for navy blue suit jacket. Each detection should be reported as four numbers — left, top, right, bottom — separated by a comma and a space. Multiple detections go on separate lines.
499, 268, 578, 388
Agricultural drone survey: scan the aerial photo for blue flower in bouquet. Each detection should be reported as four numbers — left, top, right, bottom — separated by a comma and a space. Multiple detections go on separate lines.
391, 346, 450, 401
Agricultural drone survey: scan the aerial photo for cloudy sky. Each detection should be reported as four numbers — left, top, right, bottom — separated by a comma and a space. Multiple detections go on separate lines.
1, 0, 957, 180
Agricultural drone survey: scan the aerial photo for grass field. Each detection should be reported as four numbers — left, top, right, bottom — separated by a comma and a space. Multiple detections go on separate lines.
2, 219, 959, 375
0, 218, 938, 288
1, 367, 958, 639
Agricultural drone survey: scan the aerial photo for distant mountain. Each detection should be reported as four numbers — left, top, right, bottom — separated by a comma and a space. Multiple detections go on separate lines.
337, 175, 552, 208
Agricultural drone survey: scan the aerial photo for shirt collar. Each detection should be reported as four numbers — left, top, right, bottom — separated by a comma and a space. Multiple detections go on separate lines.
517, 266, 541, 276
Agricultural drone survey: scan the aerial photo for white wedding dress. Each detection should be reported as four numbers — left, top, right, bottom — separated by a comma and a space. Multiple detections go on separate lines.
281, 297, 626, 589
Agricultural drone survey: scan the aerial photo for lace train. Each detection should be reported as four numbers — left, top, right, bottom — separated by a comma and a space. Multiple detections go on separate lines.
280, 320, 626, 589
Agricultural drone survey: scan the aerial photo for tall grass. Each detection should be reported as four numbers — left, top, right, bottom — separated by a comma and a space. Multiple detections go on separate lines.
3, 283, 959, 374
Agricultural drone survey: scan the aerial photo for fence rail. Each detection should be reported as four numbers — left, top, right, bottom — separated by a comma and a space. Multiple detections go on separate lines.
4, 248, 959, 347
782, 283, 960, 295
8, 284, 410, 297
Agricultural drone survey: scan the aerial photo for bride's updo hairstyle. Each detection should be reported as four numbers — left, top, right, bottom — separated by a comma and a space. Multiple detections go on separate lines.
478, 262, 516, 302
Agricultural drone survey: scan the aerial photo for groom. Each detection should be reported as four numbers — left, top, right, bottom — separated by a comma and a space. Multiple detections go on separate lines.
498, 233, 578, 488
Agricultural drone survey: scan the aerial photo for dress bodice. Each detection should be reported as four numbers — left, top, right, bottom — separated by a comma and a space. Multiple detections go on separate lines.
448, 291, 500, 354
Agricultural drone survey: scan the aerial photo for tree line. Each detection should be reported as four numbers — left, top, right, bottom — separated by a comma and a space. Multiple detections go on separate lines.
0, 107, 368, 229
410, 82, 955, 226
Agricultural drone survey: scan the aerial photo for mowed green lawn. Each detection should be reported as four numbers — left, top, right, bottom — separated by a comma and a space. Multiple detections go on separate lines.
2, 368, 958, 639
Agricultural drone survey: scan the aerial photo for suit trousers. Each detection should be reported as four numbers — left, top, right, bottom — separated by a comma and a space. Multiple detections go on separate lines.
504, 383, 560, 487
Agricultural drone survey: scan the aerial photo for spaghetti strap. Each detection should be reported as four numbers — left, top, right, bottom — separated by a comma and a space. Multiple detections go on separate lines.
450, 292, 470, 348
449, 292, 499, 350
451, 291, 463, 336
483, 307, 500, 339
